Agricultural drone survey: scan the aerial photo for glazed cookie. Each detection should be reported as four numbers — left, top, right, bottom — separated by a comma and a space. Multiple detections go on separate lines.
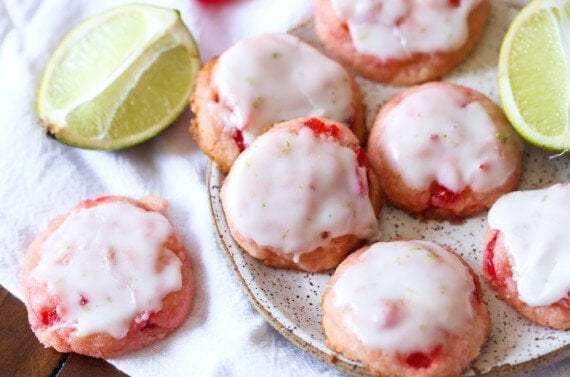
221, 117, 382, 272
23, 196, 194, 358
322, 240, 491, 377
190, 33, 365, 172
313, 0, 490, 85
367, 82, 523, 220
484, 184, 570, 330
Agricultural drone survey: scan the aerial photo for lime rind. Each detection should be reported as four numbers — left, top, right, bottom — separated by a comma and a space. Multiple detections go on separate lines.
499, 0, 570, 152
37, 4, 201, 150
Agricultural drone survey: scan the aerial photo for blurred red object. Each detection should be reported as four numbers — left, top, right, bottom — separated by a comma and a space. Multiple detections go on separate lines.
196, 0, 233, 4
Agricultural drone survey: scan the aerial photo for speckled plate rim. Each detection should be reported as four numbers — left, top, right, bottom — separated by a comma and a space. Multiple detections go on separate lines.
206, 161, 570, 376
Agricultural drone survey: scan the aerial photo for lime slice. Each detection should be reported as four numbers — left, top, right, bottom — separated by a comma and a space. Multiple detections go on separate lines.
37, 4, 201, 150
498, 0, 570, 152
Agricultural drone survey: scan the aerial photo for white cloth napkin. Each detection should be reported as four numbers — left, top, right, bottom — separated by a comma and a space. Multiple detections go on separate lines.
0, 0, 568, 376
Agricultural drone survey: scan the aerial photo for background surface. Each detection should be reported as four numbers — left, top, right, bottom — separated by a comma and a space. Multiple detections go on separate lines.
0, 1, 568, 376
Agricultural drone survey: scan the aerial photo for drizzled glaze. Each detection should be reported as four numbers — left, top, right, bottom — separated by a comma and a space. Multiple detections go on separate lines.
211, 33, 354, 147
380, 84, 515, 193
488, 184, 570, 306
31, 201, 182, 339
331, 0, 481, 60
332, 240, 474, 354
223, 124, 378, 262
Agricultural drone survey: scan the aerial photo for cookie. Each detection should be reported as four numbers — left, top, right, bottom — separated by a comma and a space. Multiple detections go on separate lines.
484, 183, 570, 329
221, 117, 381, 272
313, 0, 490, 85
190, 33, 365, 172
322, 240, 491, 377
367, 82, 522, 219
23, 195, 194, 358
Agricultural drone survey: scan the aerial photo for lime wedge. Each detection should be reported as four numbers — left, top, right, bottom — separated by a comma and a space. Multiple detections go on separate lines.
37, 4, 201, 150
498, 0, 570, 152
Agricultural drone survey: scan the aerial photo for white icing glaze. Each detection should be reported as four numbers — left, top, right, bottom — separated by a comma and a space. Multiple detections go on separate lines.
332, 240, 475, 353
380, 84, 516, 193
331, 0, 481, 60
488, 184, 570, 306
223, 125, 378, 262
31, 201, 182, 339
211, 33, 354, 147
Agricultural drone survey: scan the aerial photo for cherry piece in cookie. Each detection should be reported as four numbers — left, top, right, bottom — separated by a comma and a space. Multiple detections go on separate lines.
231, 128, 246, 153
483, 230, 500, 284
367, 82, 523, 220
322, 240, 490, 377
485, 183, 570, 329
221, 117, 382, 272
303, 118, 341, 139
22, 196, 194, 358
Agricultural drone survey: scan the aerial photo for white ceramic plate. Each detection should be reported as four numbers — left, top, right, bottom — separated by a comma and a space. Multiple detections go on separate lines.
208, 3, 570, 376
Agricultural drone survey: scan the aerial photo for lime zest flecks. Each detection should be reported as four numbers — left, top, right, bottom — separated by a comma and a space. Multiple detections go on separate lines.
357, 31, 370, 42
424, 251, 437, 260
405, 286, 416, 294
252, 96, 263, 109
409, 247, 424, 253
496, 132, 510, 143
